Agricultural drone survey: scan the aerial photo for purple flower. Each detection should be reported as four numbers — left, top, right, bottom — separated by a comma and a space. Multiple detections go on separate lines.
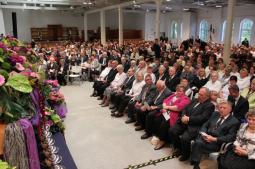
9, 53, 25, 64
0, 75, 5, 86
0, 42, 7, 52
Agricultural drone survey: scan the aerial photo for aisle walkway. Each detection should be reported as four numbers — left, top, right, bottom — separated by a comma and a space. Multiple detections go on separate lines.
61, 82, 217, 169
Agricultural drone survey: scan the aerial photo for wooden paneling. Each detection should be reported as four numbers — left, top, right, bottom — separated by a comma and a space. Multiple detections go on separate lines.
31, 25, 79, 42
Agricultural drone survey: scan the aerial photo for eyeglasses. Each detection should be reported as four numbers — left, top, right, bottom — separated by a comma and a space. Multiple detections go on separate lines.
145, 79, 152, 81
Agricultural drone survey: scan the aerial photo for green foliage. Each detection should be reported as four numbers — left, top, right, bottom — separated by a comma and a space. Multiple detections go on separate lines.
0, 160, 15, 169
5, 74, 32, 93
0, 69, 9, 80
1, 62, 11, 71
0, 87, 27, 123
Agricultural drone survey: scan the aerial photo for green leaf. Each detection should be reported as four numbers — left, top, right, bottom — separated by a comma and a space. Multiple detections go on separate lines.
0, 57, 3, 63
0, 48, 4, 55
1, 62, 11, 71
5, 74, 32, 93
0, 69, 9, 79
51, 114, 61, 123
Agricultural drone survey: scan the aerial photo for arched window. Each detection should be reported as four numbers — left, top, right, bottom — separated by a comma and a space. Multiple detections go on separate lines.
221, 21, 234, 42
170, 21, 178, 39
180, 22, 183, 39
239, 18, 253, 42
199, 20, 209, 41
221, 21, 227, 42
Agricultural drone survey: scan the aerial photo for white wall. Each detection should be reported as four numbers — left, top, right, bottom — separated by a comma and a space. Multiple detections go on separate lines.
144, 12, 166, 41
87, 10, 145, 31
3, 9, 84, 42
197, 5, 255, 45
0, 9, 6, 35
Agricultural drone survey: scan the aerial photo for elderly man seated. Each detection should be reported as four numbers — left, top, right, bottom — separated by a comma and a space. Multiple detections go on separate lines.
190, 100, 240, 169
100, 65, 127, 107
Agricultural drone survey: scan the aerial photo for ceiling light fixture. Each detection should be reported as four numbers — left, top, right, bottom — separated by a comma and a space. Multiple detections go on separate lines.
183, 8, 189, 11
216, 5, 222, 8
166, 0, 171, 2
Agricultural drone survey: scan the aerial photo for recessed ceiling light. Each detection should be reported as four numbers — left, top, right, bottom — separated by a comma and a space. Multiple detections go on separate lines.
146, 9, 150, 12
183, 8, 189, 11
166, 0, 171, 2
216, 5, 222, 8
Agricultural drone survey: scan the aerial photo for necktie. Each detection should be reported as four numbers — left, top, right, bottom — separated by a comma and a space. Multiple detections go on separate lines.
216, 117, 224, 128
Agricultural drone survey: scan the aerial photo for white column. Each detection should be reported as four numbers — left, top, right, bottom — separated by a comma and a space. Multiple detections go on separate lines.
118, 6, 123, 46
100, 10, 106, 45
223, 0, 236, 64
84, 12, 88, 41
0, 8, 6, 35
155, 0, 161, 40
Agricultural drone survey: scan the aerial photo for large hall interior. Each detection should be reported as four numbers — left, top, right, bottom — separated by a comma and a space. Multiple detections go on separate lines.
0, 0, 255, 169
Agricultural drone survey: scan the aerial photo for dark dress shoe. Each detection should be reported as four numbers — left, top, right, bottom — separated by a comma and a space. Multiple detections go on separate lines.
179, 155, 189, 161
141, 133, 151, 139
109, 106, 115, 109
125, 118, 135, 124
172, 149, 181, 157
135, 126, 144, 131
111, 113, 116, 117
97, 97, 102, 100
111, 109, 117, 113
134, 122, 140, 126
193, 164, 200, 169
115, 113, 123, 118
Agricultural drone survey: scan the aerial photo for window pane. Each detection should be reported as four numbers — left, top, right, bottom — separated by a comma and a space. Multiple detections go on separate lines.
171, 21, 178, 39
199, 20, 208, 41
240, 19, 253, 42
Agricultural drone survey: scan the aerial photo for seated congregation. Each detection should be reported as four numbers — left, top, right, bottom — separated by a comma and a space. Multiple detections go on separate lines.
39, 38, 255, 169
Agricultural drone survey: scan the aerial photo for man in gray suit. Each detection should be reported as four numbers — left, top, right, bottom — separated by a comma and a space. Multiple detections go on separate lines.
125, 74, 157, 125
141, 80, 172, 139
191, 100, 240, 169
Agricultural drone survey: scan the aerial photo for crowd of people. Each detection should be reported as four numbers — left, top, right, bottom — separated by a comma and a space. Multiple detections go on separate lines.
34, 38, 255, 169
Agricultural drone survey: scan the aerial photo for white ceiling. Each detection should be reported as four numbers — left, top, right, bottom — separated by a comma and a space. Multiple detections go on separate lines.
0, 0, 255, 12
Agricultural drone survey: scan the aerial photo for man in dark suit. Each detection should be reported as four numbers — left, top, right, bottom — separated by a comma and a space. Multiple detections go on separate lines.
227, 84, 249, 122
168, 87, 215, 161
141, 80, 172, 139
125, 74, 157, 124
165, 66, 180, 92
99, 52, 109, 71
111, 68, 135, 116
46, 56, 58, 80
190, 101, 240, 169
152, 39, 161, 59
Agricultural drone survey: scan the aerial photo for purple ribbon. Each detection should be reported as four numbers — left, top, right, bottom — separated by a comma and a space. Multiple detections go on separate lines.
53, 103, 68, 119
30, 88, 40, 126
18, 119, 41, 169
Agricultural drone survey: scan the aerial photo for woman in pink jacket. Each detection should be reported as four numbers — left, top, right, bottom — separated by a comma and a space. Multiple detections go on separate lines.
152, 84, 190, 150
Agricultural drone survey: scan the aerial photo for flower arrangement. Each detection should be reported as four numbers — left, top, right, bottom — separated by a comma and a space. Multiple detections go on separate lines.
48, 91, 65, 104
0, 36, 44, 122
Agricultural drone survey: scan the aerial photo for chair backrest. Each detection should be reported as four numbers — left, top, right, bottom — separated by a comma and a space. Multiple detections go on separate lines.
71, 66, 82, 74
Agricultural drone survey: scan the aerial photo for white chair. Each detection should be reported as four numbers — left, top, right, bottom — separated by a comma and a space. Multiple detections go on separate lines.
66, 66, 82, 85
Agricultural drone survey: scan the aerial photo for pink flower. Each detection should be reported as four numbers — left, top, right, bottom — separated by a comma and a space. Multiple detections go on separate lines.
20, 55, 26, 62
0, 75, 5, 86
15, 63, 25, 71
